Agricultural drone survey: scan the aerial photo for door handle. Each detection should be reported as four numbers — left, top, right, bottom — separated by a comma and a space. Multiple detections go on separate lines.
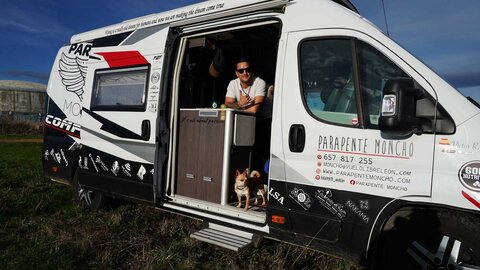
289, 124, 305, 153
141, 120, 151, 141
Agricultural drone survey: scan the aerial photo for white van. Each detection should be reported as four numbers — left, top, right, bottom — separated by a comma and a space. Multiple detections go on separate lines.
42, 0, 480, 268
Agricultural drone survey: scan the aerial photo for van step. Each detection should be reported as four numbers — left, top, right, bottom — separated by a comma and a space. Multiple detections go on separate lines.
190, 223, 254, 252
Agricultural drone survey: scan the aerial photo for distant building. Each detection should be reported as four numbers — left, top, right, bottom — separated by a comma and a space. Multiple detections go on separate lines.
0, 80, 47, 122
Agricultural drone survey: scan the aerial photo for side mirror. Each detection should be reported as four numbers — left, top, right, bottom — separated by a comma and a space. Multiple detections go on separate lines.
379, 78, 424, 137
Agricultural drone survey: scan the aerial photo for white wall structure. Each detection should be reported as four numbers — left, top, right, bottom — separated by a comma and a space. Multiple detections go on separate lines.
0, 80, 47, 122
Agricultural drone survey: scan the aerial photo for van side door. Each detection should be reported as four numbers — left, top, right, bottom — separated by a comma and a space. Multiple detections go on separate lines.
272, 29, 436, 243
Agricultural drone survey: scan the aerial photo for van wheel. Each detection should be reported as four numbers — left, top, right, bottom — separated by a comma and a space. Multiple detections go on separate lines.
375, 208, 480, 270
72, 169, 105, 210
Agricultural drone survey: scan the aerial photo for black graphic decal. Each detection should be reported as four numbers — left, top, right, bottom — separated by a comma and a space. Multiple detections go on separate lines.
45, 114, 81, 138
83, 108, 142, 140
59, 52, 87, 101
92, 31, 134, 48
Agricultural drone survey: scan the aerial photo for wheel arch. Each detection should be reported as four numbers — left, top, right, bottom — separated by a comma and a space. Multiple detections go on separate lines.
366, 199, 480, 268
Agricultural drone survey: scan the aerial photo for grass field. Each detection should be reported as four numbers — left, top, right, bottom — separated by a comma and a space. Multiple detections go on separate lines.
0, 141, 360, 270
0, 134, 42, 140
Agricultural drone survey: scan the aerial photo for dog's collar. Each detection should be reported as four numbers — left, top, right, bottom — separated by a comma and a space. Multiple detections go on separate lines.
236, 185, 245, 190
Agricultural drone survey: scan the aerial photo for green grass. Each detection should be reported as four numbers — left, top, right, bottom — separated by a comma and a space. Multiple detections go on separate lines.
0, 140, 360, 270
0, 134, 42, 140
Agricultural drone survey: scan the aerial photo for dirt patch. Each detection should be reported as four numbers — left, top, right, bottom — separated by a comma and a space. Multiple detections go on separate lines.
0, 139, 43, 143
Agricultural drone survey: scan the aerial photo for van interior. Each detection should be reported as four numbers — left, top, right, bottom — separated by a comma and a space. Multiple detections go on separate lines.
166, 21, 281, 223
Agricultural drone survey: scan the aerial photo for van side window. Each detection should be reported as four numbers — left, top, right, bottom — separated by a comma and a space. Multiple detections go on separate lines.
91, 66, 149, 111
356, 40, 408, 127
300, 39, 358, 126
300, 38, 410, 128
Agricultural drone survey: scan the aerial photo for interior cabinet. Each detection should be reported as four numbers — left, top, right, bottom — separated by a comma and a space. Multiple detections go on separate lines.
176, 109, 255, 204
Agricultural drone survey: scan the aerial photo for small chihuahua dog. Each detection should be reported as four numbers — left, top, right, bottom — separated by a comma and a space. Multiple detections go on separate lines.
234, 169, 267, 210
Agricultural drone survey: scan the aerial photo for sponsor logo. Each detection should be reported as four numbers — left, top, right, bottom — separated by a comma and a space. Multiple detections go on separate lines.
55, 152, 62, 164
95, 155, 109, 171
289, 187, 312, 210
83, 157, 89, 169
346, 200, 370, 223
148, 103, 157, 113
45, 115, 81, 138
137, 165, 146, 180
122, 163, 132, 177
88, 154, 98, 172
314, 189, 346, 219
60, 149, 69, 166
458, 161, 480, 192
78, 156, 89, 170
151, 72, 160, 84
111, 161, 119, 176
359, 200, 369, 210
268, 187, 285, 205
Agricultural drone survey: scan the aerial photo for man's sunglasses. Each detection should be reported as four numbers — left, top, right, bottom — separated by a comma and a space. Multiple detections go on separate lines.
236, 67, 251, 74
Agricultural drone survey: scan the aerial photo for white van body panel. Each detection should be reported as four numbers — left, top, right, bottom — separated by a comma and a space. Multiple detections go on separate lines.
433, 113, 480, 211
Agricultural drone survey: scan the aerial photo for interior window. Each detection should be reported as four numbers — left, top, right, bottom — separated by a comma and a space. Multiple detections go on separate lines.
92, 66, 148, 111
300, 39, 358, 126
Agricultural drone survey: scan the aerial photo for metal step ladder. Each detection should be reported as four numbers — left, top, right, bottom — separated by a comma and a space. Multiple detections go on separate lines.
190, 223, 256, 252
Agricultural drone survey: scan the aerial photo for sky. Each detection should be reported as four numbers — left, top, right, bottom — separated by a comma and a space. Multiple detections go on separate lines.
0, 0, 479, 100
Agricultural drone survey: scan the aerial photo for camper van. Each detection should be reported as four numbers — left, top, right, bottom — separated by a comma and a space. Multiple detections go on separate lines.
42, 0, 480, 268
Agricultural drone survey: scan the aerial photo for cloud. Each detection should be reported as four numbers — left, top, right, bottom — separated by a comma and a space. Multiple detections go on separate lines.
0, 2, 73, 48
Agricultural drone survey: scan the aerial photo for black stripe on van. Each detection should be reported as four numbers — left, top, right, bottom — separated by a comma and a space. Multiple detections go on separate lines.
91, 31, 134, 48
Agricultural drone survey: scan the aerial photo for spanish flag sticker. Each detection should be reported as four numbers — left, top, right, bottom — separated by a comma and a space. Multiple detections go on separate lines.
439, 138, 450, 145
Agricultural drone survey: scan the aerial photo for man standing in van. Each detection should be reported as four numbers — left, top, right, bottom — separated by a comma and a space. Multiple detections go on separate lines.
225, 58, 270, 174
224, 58, 266, 113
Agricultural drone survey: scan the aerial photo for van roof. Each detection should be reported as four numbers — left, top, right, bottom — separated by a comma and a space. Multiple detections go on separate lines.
71, 0, 286, 44
70, 0, 358, 44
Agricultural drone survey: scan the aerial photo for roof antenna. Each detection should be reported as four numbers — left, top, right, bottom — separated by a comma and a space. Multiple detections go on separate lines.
381, 0, 390, 36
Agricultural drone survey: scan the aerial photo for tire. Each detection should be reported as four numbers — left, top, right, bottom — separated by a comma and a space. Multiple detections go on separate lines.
72, 169, 106, 210
374, 207, 480, 270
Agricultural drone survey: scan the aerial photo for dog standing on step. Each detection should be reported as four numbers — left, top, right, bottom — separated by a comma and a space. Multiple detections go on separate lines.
234, 169, 267, 210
